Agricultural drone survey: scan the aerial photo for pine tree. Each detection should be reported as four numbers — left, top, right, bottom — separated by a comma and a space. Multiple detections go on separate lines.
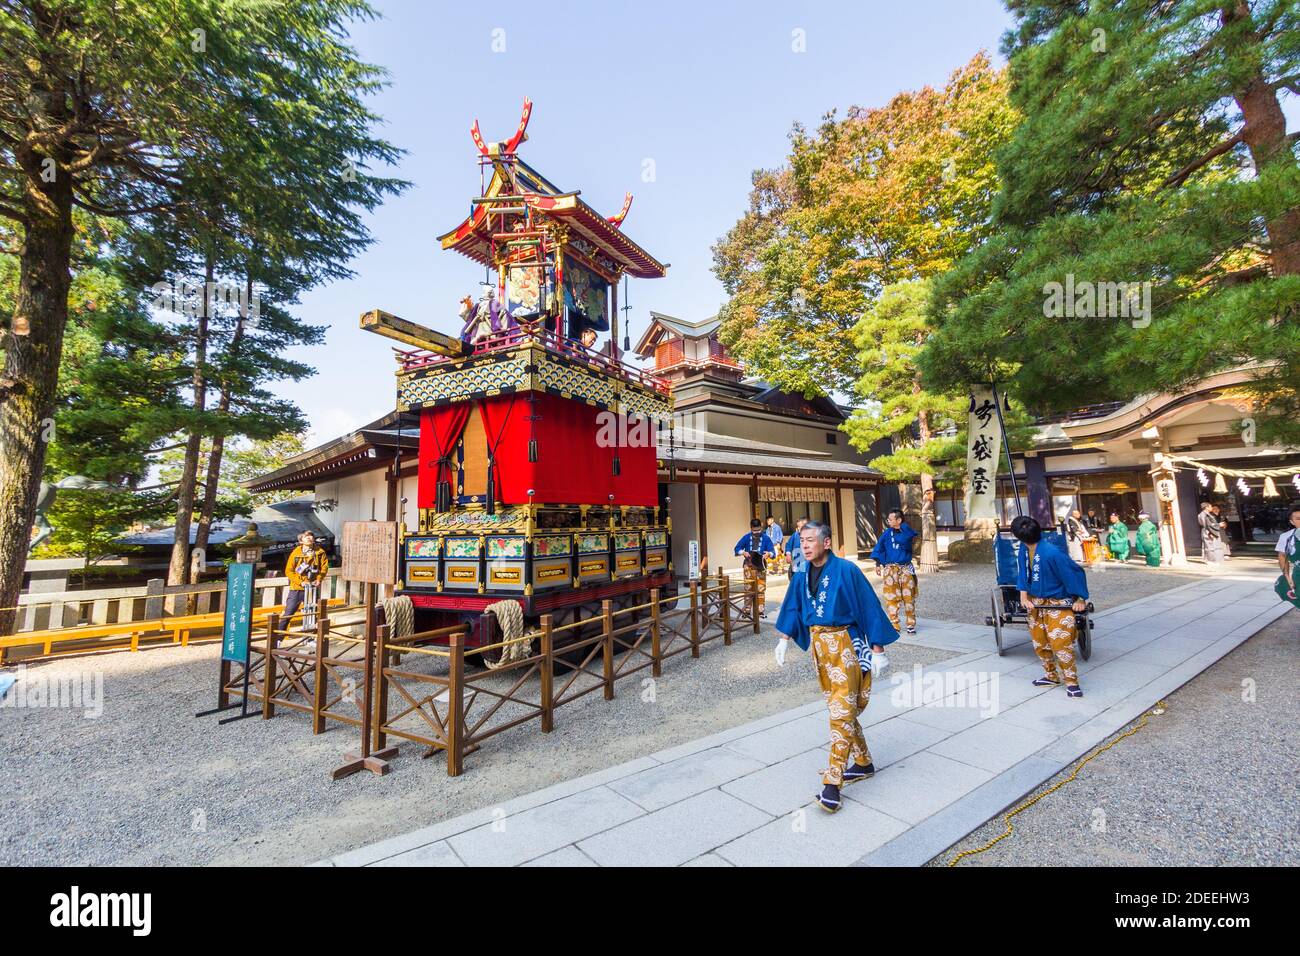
0, 0, 403, 632
845, 281, 968, 570
925, 0, 1300, 442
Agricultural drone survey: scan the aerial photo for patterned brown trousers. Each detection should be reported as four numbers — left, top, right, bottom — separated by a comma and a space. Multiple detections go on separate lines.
880, 563, 917, 630
1027, 599, 1080, 685
810, 625, 873, 786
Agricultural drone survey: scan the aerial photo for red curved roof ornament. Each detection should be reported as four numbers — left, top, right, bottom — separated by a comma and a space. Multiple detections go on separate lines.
470, 97, 534, 157
505, 97, 533, 153
607, 192, 633, 229
470, 119, 490, 156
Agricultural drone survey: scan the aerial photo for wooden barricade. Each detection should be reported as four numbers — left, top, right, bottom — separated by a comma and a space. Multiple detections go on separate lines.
214, 574, 760, 779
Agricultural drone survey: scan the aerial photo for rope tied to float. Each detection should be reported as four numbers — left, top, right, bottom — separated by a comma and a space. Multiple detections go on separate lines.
483, 599, 527, 669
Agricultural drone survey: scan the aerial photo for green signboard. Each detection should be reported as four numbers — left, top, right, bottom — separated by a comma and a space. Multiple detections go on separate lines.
222, 563, 256, 662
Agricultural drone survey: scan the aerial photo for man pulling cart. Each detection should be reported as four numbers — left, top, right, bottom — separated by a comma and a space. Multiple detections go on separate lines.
986, 519, 1095, 693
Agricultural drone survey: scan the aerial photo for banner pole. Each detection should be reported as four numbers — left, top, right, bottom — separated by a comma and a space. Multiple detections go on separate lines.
990, 381, 1023, 519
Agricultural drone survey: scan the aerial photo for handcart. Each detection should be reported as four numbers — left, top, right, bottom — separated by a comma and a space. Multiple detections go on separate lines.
984, 529, 1094, 659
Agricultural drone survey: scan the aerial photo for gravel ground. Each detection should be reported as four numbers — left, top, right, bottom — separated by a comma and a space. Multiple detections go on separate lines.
0, 553, 1271, 867
927, 609, 1299, 867
0, 614, 956, 866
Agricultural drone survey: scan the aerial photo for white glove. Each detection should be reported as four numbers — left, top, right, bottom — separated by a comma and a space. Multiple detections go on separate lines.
871, 651, 889, 676
774, 638, 788, 668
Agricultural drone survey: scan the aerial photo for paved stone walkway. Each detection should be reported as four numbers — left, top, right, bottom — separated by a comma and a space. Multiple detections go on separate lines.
315, 571, 1291, 867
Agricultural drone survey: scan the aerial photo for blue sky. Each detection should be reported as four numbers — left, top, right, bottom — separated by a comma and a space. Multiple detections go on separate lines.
288, 0, 1018, 444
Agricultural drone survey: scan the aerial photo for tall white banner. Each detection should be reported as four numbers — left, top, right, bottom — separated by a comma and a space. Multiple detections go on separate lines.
965, 386, 1002, 521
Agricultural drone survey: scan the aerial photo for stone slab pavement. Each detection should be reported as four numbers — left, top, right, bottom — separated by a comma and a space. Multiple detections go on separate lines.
314, 571, 1291, 867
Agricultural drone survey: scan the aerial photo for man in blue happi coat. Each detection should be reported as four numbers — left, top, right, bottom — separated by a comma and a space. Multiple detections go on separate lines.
870, 509, 919, 635
735, 517, 776, 616
786, 516, 809, 575
1012, 516, 1089, 698
774, 521, 899, 813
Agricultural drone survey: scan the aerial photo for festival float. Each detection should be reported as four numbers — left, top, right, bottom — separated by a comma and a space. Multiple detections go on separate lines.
359, 99, 676, 661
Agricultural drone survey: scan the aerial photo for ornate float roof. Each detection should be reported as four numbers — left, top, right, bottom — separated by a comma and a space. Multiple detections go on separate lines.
437, 102, 667, 281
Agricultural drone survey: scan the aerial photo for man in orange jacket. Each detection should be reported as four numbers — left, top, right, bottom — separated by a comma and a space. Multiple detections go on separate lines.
283, 531, 329, 630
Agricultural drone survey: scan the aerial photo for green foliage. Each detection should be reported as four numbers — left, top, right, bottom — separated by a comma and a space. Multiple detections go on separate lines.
224, 433, 307, 505
33, 486, 171, 576
844, 280, 968, 481
159, 431, 306, 513
712, 54, 1017, 398
924, 0, 1300, 444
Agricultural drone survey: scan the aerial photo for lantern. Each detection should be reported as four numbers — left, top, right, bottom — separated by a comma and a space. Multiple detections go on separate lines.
226, 523, 275, 567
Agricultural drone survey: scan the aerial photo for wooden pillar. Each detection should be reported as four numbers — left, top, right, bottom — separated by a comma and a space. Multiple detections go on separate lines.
446, 631, 464, 776
835, 480, 846, 556
601, 599, 615, 700
721, 574, 732, 646
540, 615, 554, 732
217, 658, 231, 711
262, 613, 279, 719
609, 273, 619, 354
696, 477, 709, 572
649, 588, 662, 677
360, 582, 375, 748
312, 597, 329, 734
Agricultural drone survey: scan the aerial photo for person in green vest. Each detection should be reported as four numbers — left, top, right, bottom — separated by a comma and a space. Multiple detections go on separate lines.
1107, 511, 1131, 562
1133, 510, 1162, 567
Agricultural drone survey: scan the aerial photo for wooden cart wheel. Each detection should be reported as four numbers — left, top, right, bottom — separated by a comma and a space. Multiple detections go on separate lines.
991, 591, 1005, 656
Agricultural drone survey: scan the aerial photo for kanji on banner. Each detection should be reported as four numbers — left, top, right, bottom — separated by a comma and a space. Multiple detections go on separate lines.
965, 386, 1001, 521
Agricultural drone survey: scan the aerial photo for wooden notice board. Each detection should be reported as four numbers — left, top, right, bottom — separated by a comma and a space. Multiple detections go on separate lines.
341, 520, 399, 585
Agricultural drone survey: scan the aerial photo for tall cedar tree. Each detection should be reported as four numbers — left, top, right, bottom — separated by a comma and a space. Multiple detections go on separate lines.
2, 213, 183, 570
924, 0, 1300, 443
0, 1, 404, 624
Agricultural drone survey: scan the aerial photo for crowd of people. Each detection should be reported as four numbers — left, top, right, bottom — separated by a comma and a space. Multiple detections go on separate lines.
1062, 506, 1163, 566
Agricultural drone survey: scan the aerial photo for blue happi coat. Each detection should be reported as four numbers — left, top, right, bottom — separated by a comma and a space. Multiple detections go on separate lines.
734, 531, 775, 559
1016, 538, 1090, 601
776, 552, 898, 673
870, 522, 917, 566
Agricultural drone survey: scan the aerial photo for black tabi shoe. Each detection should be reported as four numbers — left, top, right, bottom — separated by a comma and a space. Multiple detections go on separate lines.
1032, 676, 1062, 687
816, 784, 842, 813
906, 626, 917, 635
1066, 685, 1084, 698
843, 762, 875, 785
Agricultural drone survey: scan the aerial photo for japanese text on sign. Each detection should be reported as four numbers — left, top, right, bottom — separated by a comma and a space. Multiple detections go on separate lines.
965, 386, 1002, 521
